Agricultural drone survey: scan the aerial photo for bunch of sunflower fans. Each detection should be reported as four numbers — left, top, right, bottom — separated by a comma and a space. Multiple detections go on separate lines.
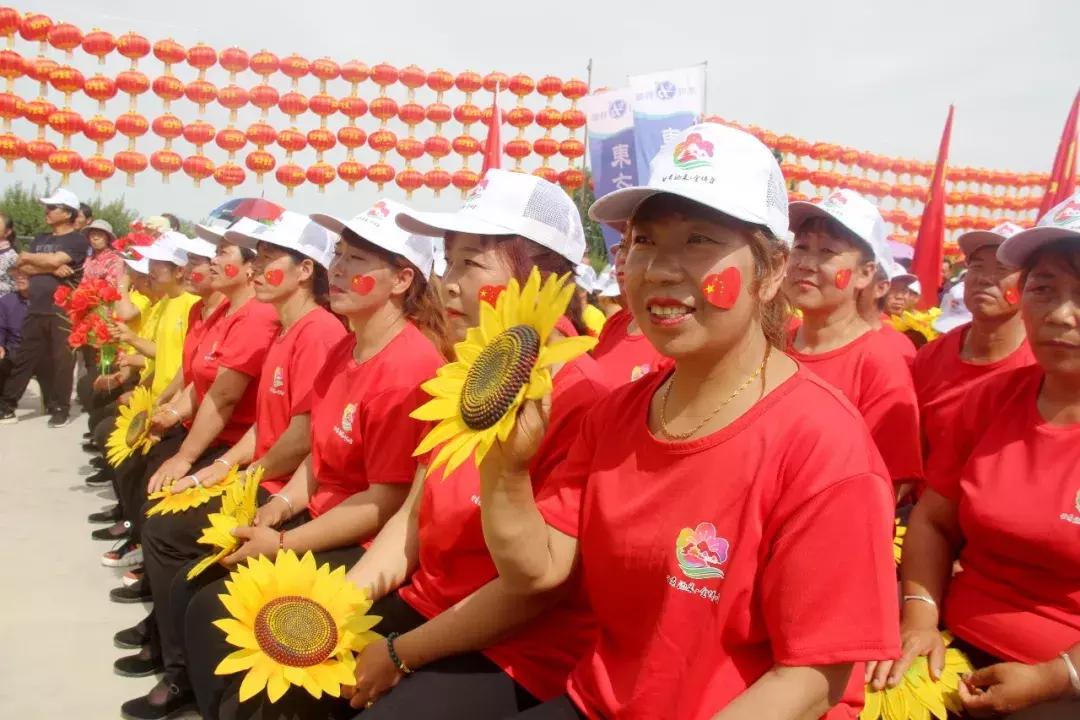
105, 386, 158, 467
860, 633, 974, 720
187, 466, 263, 580
890, 308, 942, 344
410, 267, 597, 477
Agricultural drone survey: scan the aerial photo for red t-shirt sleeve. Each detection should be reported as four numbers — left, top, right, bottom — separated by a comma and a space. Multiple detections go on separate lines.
762, 474, 901, 665
217, 307, 279, 378
860, 355, 924, 483
360, 384, 429, 485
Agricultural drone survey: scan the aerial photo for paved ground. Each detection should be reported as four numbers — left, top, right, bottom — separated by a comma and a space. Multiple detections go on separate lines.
0, 383, 199, 718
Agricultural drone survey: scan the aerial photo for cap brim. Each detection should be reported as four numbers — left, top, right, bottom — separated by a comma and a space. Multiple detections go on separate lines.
997, 227, 1080, 267
175, 236, 216, 259
395, 209, 515, 238
589, 187, 772, 237
309, 213, 347, 236
194, 223, 225, 244
124, 257, 148, 274
788, 201, 877, 255
957, 231, 1003, 259
222, 228, 261, 251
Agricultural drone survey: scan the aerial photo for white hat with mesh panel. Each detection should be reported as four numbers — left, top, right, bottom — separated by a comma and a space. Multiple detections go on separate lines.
588, 123, 790, 243
137, 231, 189, 267
226, 212, 336, 270
311, 199, 435, 279
395, 169, 587, 265
789, 189, 892, 268
997, 191, 1080, 267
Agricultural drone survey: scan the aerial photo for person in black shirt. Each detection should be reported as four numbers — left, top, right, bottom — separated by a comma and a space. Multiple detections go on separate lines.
0, 188, 89, 427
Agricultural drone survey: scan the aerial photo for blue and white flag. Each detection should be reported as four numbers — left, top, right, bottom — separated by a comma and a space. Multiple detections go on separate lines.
629, 64, 707, 181
582, 88, 640, 251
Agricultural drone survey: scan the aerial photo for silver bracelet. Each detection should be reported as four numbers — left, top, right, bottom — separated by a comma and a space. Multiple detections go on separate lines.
165, 407, 182, 421
269, 493, 294, 515
1061, 652, 1080, 698
902, 594, 938, 610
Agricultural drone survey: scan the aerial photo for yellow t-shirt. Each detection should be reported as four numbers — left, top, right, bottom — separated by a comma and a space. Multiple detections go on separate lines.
136, 299, 166, 386
583, 303, 607, 337
148, 292, 200, 399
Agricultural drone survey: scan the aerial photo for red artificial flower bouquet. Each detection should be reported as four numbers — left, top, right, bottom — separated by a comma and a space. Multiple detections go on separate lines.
54, 277, 123, 371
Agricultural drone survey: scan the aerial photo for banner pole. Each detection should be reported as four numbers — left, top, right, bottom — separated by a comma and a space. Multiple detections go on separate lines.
579, 57, 594, 210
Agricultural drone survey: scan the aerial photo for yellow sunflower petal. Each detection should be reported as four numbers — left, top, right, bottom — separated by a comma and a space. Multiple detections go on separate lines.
266, 668, 290, 703
860, 687, 883, 720
237, 656, 273, 701
409, 395, 460, 422
418, 373, 466, 401
882, 686, 908, 720
538, 335, 597, 369
215, 647, 261, 675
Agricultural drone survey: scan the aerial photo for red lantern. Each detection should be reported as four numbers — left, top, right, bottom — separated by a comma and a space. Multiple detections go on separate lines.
337, 160, 367, 189
187, 43, 217, 75
48, 108, 83, 137
341, 60, 370, 85
452, 135, 480, 156
368, 162, 395, 189
425, 168, 451, 195
533, 166, 558, 184
561, 79, 588, 101
424, 135, 451, 159
114, 149, 147, 185
84, 74, 116, 111
47, 22, 81, 57
371, 62, 398, 87
453, 103, 481, 126
426, 102, 451, 125
370, 97, 399, 122
452, 168, 480, 194
48, 147, 82, 183
116, 32, 150, 66
83, 153, 115, 190
504, 138, 531, 161
536, 75, 563, 98
153, 38, 186, 67
0, 7, 18, 46
309, 93, 337, 120
152, 74, 184, 108
561, 109, 586, 131
115, 69, 148, 97
183, 153, 214, 187
23, 99, 54, 135
396, 102, 424, 128
250, 50, 280, 78
307, 127, 336, 157
246, 121, 277, 148
427, 69, 454, 94
338, 125, 367, 151
455, 71, 482, 94
245, 149, 276, 183
19, 13, 52, 51
339, 96, 367, 119
0, 131, 21, 169
116, 112, 148, 139
49, 65, 84, 101
219, 47, 249, 78
0, 91, 21, 129
780, 162, 810, 184
559, 168, 585, 191
27, 57, 57, 95
278, 91, 308, 120
306, 162, 335, 193
399, 64, 426, 90
536, 107, 562, 131
0, 48, 22, 89
275, 162, 305, 195
484, 72, 509, 93
218, 84, 249, 120
84, 115, 116, 152
396, 168, 424, 196
213, 162, 246, 194
25, 139, 55, 172
215, 127, 246, 155
81, 29, 115, 65
533, 137, 559, 159
839, 147, 860, 167
276, 128, 307, 155
249, 84, 280, 116
506, 106, 534, 128
280, 54, 310, 85
182, 119, 215, 148
505, 73, 533, 97
151, 113, 183, 143
368, 129, 397, 154
185, 80, 217, 112
396, 137, 424, 161
559, 138, 585, 160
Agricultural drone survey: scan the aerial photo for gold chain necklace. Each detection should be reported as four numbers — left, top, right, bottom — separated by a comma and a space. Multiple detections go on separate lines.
659, 347, 771, 441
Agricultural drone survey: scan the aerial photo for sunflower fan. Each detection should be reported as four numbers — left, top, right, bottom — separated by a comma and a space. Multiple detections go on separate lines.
146, 463, 243, 517
410, 267, 597, 478
890, 308, 942, 344
105, 386, 158, 467
214, 550, 382, 703
860, 633, 974, 720
894, 517, 906, 567
187, 466, 264, 581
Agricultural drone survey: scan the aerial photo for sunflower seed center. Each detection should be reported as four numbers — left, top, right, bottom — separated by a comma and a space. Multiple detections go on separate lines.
125, 411, 147, 447
460, 325, 541, 430
254, 595, 338, 667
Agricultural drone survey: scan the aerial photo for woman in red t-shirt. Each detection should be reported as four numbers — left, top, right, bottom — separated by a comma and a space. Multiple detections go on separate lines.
858, 264, 917, 368
868, 206, 1080, 719
479, 126, 900, 720
784, 189, 923, 492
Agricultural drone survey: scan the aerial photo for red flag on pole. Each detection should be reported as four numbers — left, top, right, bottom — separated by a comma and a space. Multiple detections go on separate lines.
481, 90, 501, 173
911, 105, 954, 310
1037, 89, 1079, 218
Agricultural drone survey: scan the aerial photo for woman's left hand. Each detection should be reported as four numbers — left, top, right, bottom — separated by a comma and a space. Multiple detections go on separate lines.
347, 640, 404, 709
222, 525, 280, 566
147, 455, 192, 494
959, 660, 1070, 717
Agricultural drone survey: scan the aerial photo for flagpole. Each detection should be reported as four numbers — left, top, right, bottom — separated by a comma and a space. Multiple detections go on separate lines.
701, 59, 708, 119
578, 57, 593, 210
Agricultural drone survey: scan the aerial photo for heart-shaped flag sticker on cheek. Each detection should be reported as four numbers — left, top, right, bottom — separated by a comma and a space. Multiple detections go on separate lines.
478, 285, 506, 307
264, 269, 284, 287
834, 269, 852, 290
1004, 287, 1020, 305
190, 272, 205, 284
224, 264, 239, 278
701, 267, 741, 310
350, 274, 375, 295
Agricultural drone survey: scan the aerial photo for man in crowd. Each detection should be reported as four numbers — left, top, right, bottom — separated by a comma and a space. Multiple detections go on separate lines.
0, 189, 90, 427
76, 202, 93, 230
0, 268, 28, 389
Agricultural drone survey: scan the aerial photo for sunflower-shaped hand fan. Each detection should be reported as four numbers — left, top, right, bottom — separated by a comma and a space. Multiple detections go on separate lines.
860, 633, 974, 720
105, 386, 158, 467
146, 463, 243, 517
187, 466, 263, 580
214, 550, 382, 703
894, 517, 906, 567
411, 268, 597, 477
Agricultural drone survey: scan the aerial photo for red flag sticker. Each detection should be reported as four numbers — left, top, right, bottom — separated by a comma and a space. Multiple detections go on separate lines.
478, 284, 505, 307
264, 269, 284, 286
190, 272, 205, 284
224, 264, 239, 278
834, 268, 852, 290
350, 274, 375, 295
1004, 286, 1020, 305
701, 268, 740, 309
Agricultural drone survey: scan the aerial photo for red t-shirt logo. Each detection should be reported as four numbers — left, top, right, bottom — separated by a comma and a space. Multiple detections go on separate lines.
676, 521, 729, 580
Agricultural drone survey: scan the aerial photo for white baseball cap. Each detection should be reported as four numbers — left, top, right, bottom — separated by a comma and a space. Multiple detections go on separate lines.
589, 123, 789, 243
790, 189, 892, 269
226, 211, 336, 270
892, 273, 922, 296
396, 169, 586, 265
998, 191, 1080, 268
312, 199, 435, 279
195, 198, 286, 244
173, 234, 217, 260
932, 282, 972, 334
595, 268, 621, 298
957, 221, 1026, 259
888, 239, 914, 262
124, 256, 149, 274
575, 263, 598, 292
138, 231, 189, 267
41, 188, 80, 211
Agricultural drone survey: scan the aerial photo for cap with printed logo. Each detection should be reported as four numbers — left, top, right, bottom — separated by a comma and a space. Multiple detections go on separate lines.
997, 191, 1080, 268
395, 169, 586, 264
957, 221, 1026, 260
195, 198, 286, 244
589, 123, 790, 243
40, 188, 80, 211
789, 189, 892, 269
136, 231, 189, 266
226, 211, 336, 270
312, 199, 435, 279
932, 282, 972, 334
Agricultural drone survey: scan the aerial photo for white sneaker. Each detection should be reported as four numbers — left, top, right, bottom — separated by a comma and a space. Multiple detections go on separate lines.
101, 539, 143, 568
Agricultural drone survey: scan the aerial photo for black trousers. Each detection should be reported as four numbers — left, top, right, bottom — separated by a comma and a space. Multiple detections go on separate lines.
0, 313, 73, 413
188, 580, 540, 720
513, 696, 587, 720
0, 356, 11, 394
76, 345, 100, 410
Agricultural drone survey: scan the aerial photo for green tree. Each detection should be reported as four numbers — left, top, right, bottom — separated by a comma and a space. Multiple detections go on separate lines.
0, 180, 139, 248
570, 169, 609, 269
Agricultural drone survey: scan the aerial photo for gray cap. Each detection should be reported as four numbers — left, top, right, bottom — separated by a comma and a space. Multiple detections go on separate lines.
85, 219, 116, 241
